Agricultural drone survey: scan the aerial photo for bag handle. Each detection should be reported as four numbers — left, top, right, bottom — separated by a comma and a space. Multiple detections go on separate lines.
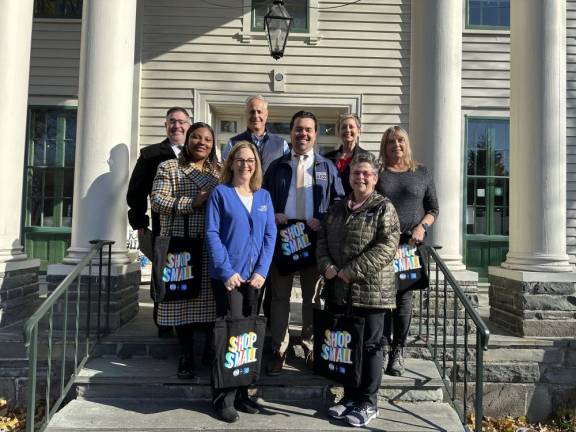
166, 196, 181, 237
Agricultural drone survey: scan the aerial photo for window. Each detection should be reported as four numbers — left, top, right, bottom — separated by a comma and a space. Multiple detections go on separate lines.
467, 0, 509, 29
24, 107, 77, 270
34, 0, 82, 19
464, 117, 509, 279
252, 0, 309, 33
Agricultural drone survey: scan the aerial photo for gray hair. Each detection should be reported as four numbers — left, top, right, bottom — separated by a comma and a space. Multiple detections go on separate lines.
245, 95, 269, 111
350, 152, 378, 174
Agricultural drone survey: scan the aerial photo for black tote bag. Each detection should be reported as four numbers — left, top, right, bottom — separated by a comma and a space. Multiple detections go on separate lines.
274, 219, 317, 275
393, 241, 429, 293
212, 313, 267, 389
152, 205, 203, 302
313, 280, 365, 388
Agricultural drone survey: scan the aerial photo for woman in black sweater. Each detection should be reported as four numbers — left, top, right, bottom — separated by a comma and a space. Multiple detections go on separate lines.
376, 125, 439, 376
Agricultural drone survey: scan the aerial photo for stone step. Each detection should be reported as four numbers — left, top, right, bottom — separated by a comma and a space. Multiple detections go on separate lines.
46, 398, 464, 432
73, 355, 446, 404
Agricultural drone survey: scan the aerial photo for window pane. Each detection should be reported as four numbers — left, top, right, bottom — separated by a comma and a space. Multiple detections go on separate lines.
253, 0, 308, 32
475, 206, 487, 234
34, 0, 83, 19
43, 199, 54, 227
33, 139, 46, 166
267, 122, 291, 135
467, 149, 476, 175
62, 198, 73, 227
30, 197, 42, 226
467, 0, 509, 28
44, 170, 55, 198
319, 123, 335, 136
45, 139, 58, 166
63, 169, 74, 197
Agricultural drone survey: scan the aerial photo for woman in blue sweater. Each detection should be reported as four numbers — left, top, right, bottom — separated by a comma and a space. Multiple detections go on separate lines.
206, 141, 277, 423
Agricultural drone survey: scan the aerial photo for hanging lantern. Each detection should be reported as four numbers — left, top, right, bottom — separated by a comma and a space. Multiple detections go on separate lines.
264, 0, 292, 60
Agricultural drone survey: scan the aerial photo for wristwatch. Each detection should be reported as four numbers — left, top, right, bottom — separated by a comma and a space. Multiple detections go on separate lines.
421, 223, 429, 232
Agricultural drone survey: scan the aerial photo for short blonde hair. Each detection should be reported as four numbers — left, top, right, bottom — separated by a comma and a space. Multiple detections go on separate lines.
378, 126, 418, 172
220, 141, 262, 192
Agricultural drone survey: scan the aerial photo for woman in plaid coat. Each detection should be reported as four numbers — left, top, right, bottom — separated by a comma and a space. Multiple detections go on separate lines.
151, 122, 220, 379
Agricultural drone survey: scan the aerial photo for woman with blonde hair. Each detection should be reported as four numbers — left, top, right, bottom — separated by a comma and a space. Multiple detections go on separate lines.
206, 141, 276, 423
376, 125, 439, 376
324, 113, 373, 196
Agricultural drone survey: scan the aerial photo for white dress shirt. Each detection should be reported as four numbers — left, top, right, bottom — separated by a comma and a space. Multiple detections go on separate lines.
284, 149, 315, 220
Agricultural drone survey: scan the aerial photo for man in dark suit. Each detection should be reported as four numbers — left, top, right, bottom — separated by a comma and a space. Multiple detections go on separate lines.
127, 106, 191, 338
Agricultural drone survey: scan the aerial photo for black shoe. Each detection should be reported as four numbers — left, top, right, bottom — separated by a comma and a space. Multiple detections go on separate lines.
235, 396, 261, 414
388, 346, 405, 376
158, 326, 174, 339
177, 352, 196, 379
215, 406, 239, 423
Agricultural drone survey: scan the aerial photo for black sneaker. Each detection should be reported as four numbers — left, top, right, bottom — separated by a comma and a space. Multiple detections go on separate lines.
388, 346, 405, 376
345, 402, 379, 427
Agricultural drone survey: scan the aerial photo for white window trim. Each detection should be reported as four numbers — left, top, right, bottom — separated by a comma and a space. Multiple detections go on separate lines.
194, 90, 362, 126
239, 0, 321, 46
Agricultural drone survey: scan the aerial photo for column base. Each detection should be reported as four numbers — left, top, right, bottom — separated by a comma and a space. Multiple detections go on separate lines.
488, 266, 576, 337
47, 262, 141, 332
0, 259, 41, 328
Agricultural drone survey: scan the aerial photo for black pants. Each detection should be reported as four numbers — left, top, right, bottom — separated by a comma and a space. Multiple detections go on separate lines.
175, 322, 212, 356
212, 281, 258, 410
383, 289, 413, 348
328, 303, 389, 408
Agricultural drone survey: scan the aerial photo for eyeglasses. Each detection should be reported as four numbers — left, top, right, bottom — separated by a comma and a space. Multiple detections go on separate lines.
167, 119, 189, 126
234, 158, 256, 166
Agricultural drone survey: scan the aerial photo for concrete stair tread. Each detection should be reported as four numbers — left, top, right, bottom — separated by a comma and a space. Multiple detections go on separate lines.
46, 398, 464, 432
76, 356, 444, 388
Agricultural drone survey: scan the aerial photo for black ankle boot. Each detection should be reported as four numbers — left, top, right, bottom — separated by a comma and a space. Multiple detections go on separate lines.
177, 350, 196, 379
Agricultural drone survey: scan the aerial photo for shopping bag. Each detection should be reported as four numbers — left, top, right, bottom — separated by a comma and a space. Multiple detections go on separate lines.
313, 297, 365, 387
274, 219, 317, 275
212, 314, 267, 389
393, 242, 429, 293
137, 227, 154, 261
152, 236, 203, 302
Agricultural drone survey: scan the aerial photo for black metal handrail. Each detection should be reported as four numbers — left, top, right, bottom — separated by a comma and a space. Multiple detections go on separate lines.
417, 245, 490, 432
23, 240, 114, 432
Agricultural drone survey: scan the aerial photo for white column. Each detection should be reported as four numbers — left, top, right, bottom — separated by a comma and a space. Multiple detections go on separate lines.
502, 0, 571, 272
409, 0, 465, 270
0, 0, 34, 262
64, 0, 137, 265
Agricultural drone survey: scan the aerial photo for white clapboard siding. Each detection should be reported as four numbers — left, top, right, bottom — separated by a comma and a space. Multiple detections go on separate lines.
567, 0, 576, 259
139, 0, 411, 150
461, 31, 510, 109
29, 19, 81, 101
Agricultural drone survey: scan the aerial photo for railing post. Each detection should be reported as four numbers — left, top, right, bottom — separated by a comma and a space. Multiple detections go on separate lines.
26, 326, 38, 432
106, 242, 112, 334
97, 245, 103, 339
475, 337, 484, 432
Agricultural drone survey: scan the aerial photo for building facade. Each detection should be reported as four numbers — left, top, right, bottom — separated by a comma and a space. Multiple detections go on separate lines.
1, 0, 575, 336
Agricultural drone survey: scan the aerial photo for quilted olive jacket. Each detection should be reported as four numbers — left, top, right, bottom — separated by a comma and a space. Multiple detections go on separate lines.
316, 191, 400, 309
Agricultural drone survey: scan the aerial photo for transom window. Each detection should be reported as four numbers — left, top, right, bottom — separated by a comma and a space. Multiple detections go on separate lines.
252, 0, 309, 33
34, 0, 83, 19
466, 0, 510, 29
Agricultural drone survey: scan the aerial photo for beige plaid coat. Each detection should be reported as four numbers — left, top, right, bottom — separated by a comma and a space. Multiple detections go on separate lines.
150, 158, 220, 325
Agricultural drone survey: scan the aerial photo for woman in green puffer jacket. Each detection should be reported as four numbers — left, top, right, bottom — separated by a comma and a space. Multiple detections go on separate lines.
316, 153, 400, 428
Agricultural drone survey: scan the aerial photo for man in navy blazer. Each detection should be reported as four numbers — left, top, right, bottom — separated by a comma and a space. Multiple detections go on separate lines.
127, 106, 191, 338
